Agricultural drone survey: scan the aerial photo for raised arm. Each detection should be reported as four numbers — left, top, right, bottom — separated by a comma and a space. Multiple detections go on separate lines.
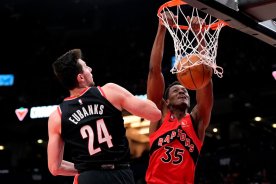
188, 15, 213, 141
190, 80, 213, 141
147, 12, 176, 134
147, 12, 178, 135
101, 83, 161, 122
147, 22, 167, 110
47, 109, 78, 176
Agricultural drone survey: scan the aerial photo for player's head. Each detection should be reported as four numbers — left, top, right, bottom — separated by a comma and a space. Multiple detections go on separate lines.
52, 49, 94, 90
164, 81, 190, 109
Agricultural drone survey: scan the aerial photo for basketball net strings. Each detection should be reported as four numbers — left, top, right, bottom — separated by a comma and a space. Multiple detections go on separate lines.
159, 5, 224, 78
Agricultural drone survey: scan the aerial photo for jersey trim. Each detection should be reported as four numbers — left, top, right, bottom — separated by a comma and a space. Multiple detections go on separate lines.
73, 174, 79, 184
57, 106, 62, 116
97, 86, 106, 98
64, 87, 90, 101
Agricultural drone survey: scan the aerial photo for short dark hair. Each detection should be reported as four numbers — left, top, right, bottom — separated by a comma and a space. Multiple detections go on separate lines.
164, 81, 181, 100
52, 49, 83, 90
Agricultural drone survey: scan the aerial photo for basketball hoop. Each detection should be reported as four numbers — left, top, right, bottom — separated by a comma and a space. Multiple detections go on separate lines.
158, 0, 228, 78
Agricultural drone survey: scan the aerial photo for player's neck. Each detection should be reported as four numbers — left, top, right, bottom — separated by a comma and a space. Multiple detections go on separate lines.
170, 108, 187, 121
69, 87, 89, 98
173, 112, 187, 120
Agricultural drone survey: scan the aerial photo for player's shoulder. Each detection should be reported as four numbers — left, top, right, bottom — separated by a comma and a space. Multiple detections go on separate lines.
102, 82, 119, 89
101, 83, 126, 93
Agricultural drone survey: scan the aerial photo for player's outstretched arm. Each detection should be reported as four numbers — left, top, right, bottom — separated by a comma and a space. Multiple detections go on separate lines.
147, 22, 167, 110
102, 83, 161, 122
147, 11, 176, 134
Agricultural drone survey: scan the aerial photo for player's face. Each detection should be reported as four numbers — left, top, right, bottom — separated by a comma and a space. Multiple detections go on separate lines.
167, 85, 190, 108
78, 59, 95, 86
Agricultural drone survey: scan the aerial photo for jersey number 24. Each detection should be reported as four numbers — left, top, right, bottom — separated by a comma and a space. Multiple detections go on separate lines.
80, 119, 113, 155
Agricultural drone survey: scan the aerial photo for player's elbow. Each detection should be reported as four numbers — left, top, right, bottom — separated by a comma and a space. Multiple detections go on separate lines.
48, 164, 59, 176
149, 65, 162, 75
49, 168, 59, 176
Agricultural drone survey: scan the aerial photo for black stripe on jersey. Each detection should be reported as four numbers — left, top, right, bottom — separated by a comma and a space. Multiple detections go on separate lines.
149, 125, 199, 165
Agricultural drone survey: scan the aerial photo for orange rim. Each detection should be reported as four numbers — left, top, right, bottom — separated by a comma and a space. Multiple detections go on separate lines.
157, 0, 228, 30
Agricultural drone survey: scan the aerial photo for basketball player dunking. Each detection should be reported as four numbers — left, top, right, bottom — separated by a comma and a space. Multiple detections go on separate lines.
145, 12, 214, 184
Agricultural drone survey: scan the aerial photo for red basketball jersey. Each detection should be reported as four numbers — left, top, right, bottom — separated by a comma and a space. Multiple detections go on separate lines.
145, 112, 202, 184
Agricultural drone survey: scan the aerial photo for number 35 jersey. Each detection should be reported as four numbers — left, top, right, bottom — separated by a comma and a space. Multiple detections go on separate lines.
145, 112, 203, 184
58, 86, 130, 172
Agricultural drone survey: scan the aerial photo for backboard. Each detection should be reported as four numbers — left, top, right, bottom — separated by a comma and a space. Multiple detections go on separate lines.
183, 0, 276, 47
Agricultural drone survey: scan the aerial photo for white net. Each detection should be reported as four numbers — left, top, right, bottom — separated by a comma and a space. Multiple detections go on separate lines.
158, 2, 226, 78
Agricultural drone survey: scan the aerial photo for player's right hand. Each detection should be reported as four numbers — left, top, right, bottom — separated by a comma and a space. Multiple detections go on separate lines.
160, 11, 177, 27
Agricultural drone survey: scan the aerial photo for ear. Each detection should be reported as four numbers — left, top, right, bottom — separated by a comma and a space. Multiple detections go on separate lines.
165, 99, 170, 106
77, 73, 84, 82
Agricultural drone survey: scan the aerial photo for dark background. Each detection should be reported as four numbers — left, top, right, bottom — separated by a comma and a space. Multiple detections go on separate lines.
0, 0, 275, 183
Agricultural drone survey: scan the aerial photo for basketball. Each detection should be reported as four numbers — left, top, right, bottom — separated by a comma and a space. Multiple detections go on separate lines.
176, 54, 212, 90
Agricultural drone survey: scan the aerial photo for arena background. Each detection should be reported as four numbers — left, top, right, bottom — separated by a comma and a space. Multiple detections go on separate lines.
0, 0, 276, 183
